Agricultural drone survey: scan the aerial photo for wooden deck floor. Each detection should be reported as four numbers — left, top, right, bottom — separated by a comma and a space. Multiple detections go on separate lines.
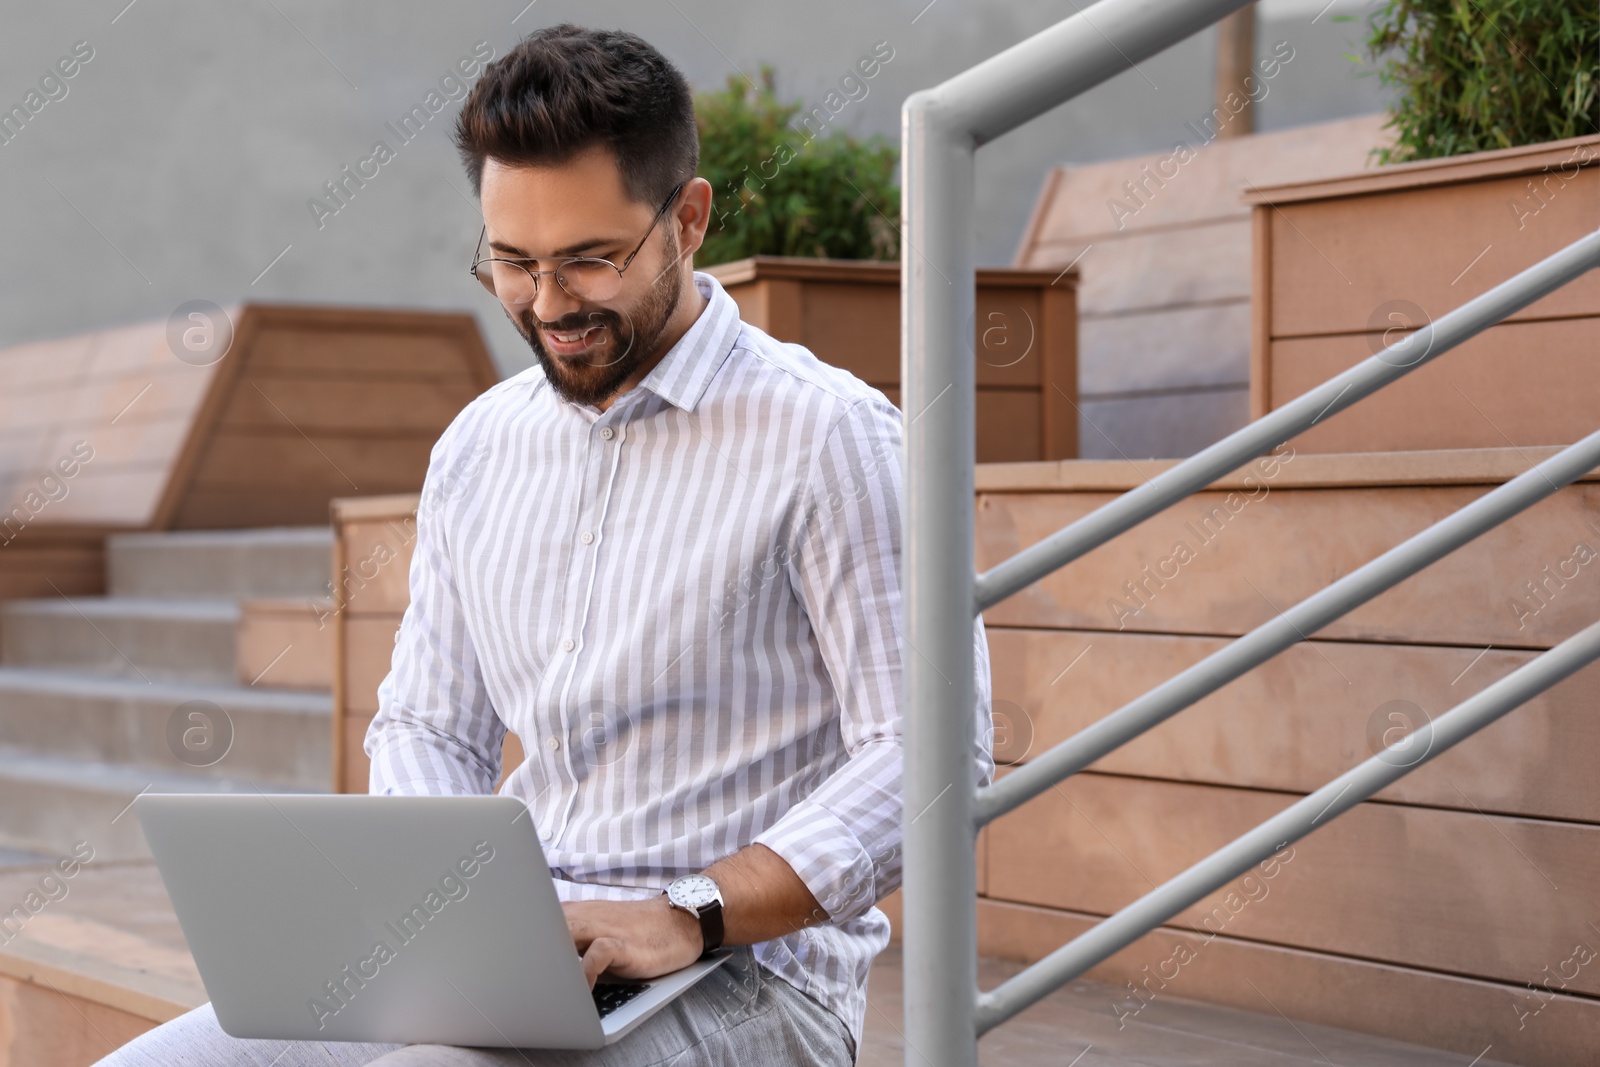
0, 859, 1515, 1066
859, 948, 1514, 1066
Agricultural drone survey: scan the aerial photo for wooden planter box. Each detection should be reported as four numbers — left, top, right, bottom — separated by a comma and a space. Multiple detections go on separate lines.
704, 257, 1078, 464
1247, 134, 1600, 453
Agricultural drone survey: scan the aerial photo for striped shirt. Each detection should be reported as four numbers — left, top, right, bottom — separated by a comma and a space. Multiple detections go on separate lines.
365, 269, 995, 1054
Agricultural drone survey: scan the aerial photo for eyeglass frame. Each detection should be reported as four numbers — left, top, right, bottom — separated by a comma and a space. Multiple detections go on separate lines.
468, 179, 689, 304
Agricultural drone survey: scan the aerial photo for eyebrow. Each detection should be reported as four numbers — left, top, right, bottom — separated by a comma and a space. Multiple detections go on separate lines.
487, 235, 624, 259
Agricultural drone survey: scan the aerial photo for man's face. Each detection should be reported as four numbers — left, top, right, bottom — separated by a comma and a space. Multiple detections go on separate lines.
479, 146, 685, 407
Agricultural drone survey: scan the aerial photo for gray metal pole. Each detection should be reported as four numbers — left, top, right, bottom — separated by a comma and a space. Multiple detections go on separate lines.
974, 614, 1600, 1033
976, 426, 1600, 825
901, 92, 979, 1067
974, 227, 1600, 613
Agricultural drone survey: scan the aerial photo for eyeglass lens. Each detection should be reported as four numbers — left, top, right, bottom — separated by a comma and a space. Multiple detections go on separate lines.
475, 256, 624, 306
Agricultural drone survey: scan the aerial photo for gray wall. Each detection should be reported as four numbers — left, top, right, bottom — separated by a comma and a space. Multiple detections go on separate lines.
0, 0, 1389, 381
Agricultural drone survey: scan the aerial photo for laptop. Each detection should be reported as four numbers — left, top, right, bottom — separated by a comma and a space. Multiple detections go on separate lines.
134, 793, 730, 1048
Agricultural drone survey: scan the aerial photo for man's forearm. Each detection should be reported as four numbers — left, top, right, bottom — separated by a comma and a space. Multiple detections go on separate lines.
703, 842, 829, 944
564, 842, 831, 986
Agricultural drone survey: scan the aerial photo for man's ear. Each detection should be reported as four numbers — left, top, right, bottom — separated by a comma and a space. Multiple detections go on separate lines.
672, 176, 715, 262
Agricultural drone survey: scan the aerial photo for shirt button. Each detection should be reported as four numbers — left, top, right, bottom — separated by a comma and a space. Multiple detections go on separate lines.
561, 638, 575, 652
546, 736, 560, 751
580, 531, 594, 545
600, 427, 615, 440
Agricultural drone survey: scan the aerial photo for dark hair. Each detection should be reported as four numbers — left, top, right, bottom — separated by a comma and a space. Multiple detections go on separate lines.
453, 24, 698, 206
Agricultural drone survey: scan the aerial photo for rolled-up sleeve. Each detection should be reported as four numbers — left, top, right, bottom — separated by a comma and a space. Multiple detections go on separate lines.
365, 412, 506, 796
754, 395, 994, 923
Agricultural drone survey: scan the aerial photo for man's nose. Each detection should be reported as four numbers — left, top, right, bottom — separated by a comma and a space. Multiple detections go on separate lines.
531, 271, 583, 325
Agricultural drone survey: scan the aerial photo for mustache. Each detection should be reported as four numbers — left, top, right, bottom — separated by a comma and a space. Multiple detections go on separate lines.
533, 309, 619, 333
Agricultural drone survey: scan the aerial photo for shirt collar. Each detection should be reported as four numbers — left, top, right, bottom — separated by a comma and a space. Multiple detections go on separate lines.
530, 270, 741, 416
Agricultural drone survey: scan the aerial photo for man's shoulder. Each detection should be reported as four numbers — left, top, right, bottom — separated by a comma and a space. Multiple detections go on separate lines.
722, 321, 901, 433
429, 365, 542, 453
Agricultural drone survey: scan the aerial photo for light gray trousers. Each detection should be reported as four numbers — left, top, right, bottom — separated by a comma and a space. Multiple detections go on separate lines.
91, 949, 855, 1066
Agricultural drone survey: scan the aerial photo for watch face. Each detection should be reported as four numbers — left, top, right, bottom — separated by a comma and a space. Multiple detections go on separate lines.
668, 873, 720, 909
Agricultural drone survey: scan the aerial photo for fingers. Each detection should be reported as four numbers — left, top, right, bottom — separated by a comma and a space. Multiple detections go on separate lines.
580, 936, 625, 989
566, 915, 597, 953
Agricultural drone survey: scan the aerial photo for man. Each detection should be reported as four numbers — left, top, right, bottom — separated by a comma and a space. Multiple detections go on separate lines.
97, 22, 991, 1066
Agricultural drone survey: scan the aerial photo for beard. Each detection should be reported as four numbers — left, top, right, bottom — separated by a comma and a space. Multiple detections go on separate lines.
514, 231, 683, 408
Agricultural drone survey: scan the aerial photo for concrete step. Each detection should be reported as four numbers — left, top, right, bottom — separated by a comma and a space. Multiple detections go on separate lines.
106, 526, 333, 600
0, 666, 330, 790
0, 747, 323, 861
0, 597, 240, 682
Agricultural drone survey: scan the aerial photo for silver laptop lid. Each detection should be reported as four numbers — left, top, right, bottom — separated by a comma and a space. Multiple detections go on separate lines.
135, 793, 613, 1048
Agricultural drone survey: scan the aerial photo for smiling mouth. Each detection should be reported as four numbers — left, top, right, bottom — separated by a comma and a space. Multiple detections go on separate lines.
541, 323, 609, 356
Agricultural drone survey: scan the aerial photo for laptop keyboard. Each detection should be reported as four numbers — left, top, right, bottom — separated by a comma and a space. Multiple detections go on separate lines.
593, 981, 652, 1019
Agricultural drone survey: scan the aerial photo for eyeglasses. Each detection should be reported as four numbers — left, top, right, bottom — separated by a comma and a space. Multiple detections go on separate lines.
469, 180, 688, 306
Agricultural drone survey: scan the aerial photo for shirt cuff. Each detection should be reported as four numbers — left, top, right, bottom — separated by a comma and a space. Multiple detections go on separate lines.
753, 800, 877, 923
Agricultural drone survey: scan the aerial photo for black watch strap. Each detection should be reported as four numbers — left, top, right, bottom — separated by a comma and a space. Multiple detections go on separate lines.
696, 898, 724, 956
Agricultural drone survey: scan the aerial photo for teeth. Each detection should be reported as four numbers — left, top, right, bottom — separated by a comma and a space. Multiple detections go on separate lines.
549, 327, 594, 343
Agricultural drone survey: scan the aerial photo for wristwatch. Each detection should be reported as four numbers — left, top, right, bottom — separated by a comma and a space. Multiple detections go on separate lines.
664, 873, 724, 957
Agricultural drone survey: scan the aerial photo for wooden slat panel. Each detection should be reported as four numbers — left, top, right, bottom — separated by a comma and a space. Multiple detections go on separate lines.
1039, 285, 1076, 462
797, 282, 897, 381
1270, 318, 1600, 453
1248, 132, 1600, 204
216, 376, 481, 434
0, 320, 166, 390
169, 489, 350, 531
331, 493, 422, 524
1265, 165, 1600, 339
187, 431, 435, 491
338, 518, 417, 616
973, 898, 1596, 1067
879, 388, 1044, 465
0, 971, 159, 1067
0, 303, 494, 539
0, 366, 211, 434
246, 327, 475, 378
343, 613, 403, 715
989, 627, 1600, 821
0, 543, 103, 598
237, 597, 334, 689
342, 714, 374, 793
976, 479, 1600, 648
791, 282, 1045, 390
3, 464, 168, 528
975, 444, 1600, 494
984, 772, 1600, 996
21, 420, 190, 473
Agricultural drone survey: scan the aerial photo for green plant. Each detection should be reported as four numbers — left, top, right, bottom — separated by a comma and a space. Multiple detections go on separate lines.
694, 66, 899, 266
1356, 0, 1598, 164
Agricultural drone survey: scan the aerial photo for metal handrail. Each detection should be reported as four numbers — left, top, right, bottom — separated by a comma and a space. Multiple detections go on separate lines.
898, 0, 1600, 1063
975, 615, 1600, 1032
976, 423, 1600, 826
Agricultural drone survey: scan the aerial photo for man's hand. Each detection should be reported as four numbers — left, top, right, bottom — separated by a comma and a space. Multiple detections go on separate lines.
563, 843, 829, 988
563, 895, 703, 988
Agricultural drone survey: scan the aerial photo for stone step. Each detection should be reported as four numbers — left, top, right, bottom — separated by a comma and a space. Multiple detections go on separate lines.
0, 597, 240, 682
0, 747, 323, 861
0, 667, 330, 790
106, 526, 333, 600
